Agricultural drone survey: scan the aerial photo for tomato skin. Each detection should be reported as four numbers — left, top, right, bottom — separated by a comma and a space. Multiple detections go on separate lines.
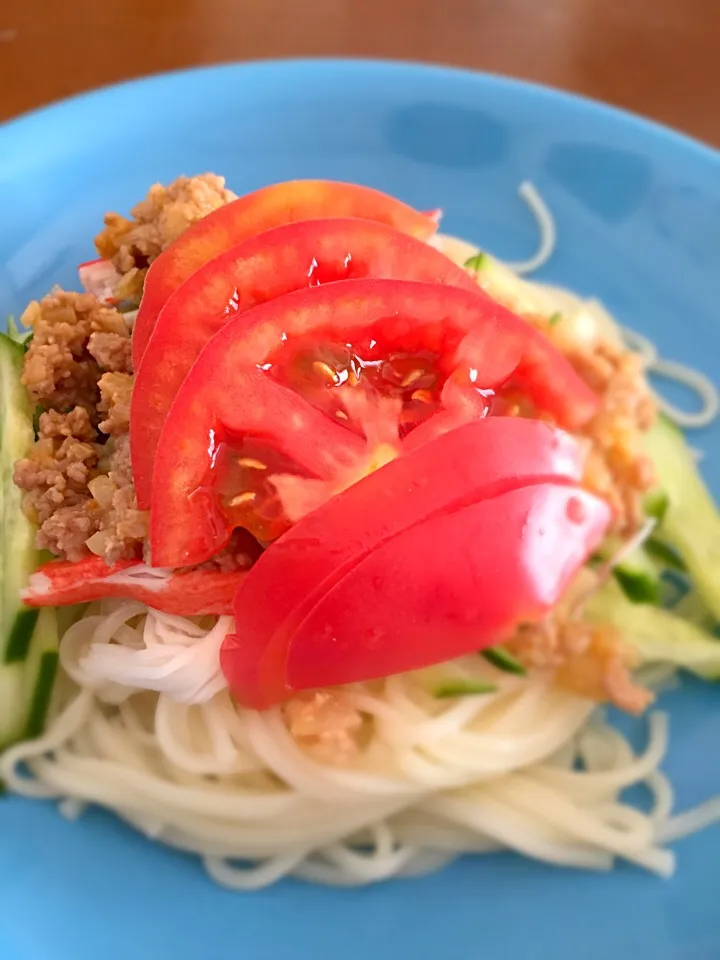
221, 418, 609, 708
279, 485, 609, 697
132, 218, 478, 509
133, 180, 438, 367
150, 369, 367, 568
149, 279, 600, 570
22, 555, 247, 616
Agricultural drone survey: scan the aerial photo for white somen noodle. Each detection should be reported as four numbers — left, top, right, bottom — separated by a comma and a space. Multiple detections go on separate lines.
2, 602, 717, 889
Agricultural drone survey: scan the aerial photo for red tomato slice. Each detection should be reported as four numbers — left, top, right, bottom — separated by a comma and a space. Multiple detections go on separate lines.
132, 218, 478, 509
149, 279, 600, 568
22, 555, 248, 616
282, 485, 609, 695
221, 420, 610, 708
132, 180, 438, 367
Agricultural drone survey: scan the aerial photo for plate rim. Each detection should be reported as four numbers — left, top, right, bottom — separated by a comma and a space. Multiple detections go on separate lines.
1, 56, 719, 166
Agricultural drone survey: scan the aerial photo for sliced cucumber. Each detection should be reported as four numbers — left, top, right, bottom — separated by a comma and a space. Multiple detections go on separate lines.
644, 537, 687, 573
645, 415, 720, 619
0, 332, 60, 749
0, 609, 59, 748
0, 332, 38, 659
594, 535, 664, 606
433, 678, 498, 699
644, 489, 670, 523
482, 646, 526, 675
587, 582, 720, 681
612, 547, 662, 605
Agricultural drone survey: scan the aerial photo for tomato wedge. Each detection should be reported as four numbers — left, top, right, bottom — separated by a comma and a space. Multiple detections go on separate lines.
221, 418, 610, 708
149, 279, 600, 568
132, 218, 478, 509
132, 180, 438, 367
22, 555, 248, 616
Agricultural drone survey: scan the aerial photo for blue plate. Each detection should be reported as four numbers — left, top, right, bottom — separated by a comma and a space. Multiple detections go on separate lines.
1, 59, 719, 960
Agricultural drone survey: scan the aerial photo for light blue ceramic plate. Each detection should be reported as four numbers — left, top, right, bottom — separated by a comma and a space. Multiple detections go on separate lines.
1, 59, 719, 960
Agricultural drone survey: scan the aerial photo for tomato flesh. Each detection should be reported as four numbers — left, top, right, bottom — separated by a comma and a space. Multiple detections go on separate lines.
149, 279, 600, 569
132, 217, 477, 507
22, 555, 248, 616
133, 181, 438, 367
221, 419, 610, 708
150, 369, 367, 566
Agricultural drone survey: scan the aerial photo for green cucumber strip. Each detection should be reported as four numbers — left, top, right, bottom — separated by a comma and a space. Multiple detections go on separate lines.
434, 679, 498, 698
613, 566, 662, 605
644, 489, 670, 523
463, 253, 487, 272
4, 608, 40, 664
645, 537, 687, 573
0, 665, 25, 749
587, 582, 720, 680
645, 416, 720, 619
23, 651, 59, 740
482, 646, 526, 675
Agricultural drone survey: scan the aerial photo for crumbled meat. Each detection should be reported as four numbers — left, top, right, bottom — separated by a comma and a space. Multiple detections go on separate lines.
35, 502, 102, 562
284, 691, 365, 764
506, 618, 653, 714
98, 372, 133, 435
95, 174, 237, 298
35, 406, 97, 443
88, 332, 132, 373
15, 290, 141, 564
21, 289, 131, 414
569, 340, 657, 534
14, 407, 100, 531
107, 433, 134, 488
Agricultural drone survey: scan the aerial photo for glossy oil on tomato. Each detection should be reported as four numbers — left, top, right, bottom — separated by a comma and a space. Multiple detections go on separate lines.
149, 279, 600, 568
132, 217, 477, 507
132, 179, 439, 367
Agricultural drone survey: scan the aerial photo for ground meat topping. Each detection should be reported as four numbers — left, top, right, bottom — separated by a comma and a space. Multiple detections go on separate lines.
94, 174, 237, 299
284, 691, 365, 765
14, 288, 142, 564
13, 404, 104, 561
85, 438, 149, 564
88, 331, 133, 373
21, 289, 131, 414
98, 372, 133, 436
506, 617, 653, 715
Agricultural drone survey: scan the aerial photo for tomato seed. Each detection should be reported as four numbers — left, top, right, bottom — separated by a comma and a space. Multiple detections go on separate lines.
229, 491, 257, 507
312, 360, 339, 384
237, 457, 267, 470
411, 389, 433, 403
400, 368, 425, 388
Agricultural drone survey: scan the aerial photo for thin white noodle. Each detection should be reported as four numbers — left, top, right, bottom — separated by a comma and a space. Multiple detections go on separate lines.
619, 326, 659, 366
655, 798, 720, 844
3, 652, 708, 889
647, 357, 720, 429
203, 851, 311, 890
506, 181, 557, 275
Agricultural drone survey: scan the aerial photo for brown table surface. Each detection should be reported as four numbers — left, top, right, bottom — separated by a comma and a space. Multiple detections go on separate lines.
1, 0, 719, 147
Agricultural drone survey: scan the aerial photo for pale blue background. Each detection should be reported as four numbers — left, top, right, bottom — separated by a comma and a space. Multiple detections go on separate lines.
1, 60, 719, 960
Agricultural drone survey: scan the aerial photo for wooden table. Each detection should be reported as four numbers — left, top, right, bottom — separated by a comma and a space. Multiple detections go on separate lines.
1, 0, 718, 147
